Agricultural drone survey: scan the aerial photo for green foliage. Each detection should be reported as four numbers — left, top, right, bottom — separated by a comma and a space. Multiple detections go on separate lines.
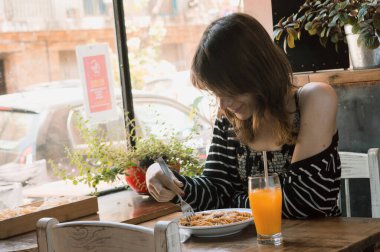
273, 0, 380, 50
127, 117, 205, 177
51, 113, 205, 193
50, 117, 132, 194
164, 135, 204, 177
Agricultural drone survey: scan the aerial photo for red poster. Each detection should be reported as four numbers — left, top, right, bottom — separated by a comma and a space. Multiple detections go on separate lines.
83, 55, 112, 113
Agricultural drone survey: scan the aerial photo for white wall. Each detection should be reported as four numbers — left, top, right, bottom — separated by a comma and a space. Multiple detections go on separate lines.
244, 0, 273, 37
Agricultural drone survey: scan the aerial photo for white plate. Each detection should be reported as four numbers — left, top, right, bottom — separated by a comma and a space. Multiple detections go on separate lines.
177, 208, 254, 237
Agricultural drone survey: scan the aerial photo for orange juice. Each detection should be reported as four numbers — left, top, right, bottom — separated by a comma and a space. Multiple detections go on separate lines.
249, 187, 282, 235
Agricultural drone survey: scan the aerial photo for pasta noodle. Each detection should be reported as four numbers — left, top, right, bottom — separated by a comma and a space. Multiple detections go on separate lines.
179, 210, 252, 227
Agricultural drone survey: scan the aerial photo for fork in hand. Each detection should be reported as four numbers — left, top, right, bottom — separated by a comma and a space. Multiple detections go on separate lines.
156, 157, 195, 221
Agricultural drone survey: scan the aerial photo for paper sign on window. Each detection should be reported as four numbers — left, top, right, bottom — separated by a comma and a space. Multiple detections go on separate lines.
76, 44, 118, 124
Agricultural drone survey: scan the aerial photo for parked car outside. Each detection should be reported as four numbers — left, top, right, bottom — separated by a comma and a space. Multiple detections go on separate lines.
0, 80, 212, 181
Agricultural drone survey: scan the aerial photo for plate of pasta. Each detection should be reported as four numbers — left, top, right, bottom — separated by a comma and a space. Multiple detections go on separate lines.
177, 208, 253, 237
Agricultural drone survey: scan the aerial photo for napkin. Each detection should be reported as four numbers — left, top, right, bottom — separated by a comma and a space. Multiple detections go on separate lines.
179, 229, 192, 243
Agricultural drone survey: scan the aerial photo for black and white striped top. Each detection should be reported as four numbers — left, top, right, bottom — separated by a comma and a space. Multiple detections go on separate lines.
173, 103, 341, 219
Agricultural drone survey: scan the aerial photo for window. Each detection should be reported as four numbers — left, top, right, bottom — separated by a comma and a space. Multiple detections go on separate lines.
0, 0, 263, 207
123, 0, 244, 125
0, 1, 122, 208
0, 110, 37, 165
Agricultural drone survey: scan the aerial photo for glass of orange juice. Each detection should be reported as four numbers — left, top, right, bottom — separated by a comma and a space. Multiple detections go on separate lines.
248, 173, 282, 245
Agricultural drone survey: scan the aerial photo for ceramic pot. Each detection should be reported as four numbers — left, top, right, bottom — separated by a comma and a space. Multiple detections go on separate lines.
124, 161, 180, 194
125, 166, 148, 194
344, 25, 380, 69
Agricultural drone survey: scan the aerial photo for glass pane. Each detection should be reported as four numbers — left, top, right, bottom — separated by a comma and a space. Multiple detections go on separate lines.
122, 0, 247, 157
67, 106, 126, 145
0, 110, 38, 166
0, 111, 36, 144
0, 0, 124, 207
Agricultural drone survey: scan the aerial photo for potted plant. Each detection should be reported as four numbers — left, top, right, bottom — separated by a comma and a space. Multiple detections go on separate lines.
273, 0, 380, 69
52, 116, 204, 194
121, 134, 204, 194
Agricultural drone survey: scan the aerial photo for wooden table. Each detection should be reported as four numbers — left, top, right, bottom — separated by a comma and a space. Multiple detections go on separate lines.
140, 212, 380, 252
0, 190, 179, 252
2, 189, 380, 252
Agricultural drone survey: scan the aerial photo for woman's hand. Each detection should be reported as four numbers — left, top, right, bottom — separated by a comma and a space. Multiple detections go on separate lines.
146, 162, 184, 202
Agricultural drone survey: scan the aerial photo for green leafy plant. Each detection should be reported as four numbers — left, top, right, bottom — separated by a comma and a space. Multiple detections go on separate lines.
51, 117, 132, 193
51, 114, 205, 194
273, 0, 380, 51
127, 127, 204, 177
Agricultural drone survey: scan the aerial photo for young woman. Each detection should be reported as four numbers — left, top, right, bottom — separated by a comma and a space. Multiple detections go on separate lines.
146, 13, 341, 218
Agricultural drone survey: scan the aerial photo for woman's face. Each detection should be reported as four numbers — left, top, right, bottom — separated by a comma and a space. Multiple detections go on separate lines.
217, 93, 256, 120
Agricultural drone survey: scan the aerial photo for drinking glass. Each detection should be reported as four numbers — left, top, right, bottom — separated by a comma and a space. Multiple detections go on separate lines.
248, 173, 282, 245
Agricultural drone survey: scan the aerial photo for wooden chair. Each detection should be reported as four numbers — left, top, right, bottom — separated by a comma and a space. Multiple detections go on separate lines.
37, 218, 181, 252
339, 148, 380, 217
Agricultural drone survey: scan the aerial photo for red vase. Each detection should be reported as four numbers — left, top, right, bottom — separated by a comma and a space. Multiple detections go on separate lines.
125, 166, 149, 194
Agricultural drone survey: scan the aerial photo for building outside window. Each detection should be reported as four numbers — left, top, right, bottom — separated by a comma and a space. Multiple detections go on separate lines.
0, 0, 260, 208
83, 0, 107, 16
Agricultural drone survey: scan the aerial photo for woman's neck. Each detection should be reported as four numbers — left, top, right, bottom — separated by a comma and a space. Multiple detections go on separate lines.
247, 88, 298, 151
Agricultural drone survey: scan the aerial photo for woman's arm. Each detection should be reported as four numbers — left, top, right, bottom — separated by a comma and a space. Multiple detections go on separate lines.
292, 82, 338, 163
172, 117, 245, 211
282, 82, 341, 218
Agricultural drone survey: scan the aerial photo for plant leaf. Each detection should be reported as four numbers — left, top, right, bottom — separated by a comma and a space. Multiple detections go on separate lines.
328, 9, 337, 18
347, 16, 357, 25
373, 13, 380, 30
283, 37, 288, 53
308, 28, 318, 35
364, 36, 380, 49
331, 33, 339, 43
321, 27, 327, 37
319, 37, 328, 47
273, 28, 283, 41
287, 27, 299, 39
326, 27, 331, 38
358, 6, 369, 20
352, 24, 360, 34
277, 16, 286, 28
373, 39, 380, 49
287, 34, 295, 48
305, 21, 313, 30
328, 15, 340, 27
357, 33, 365, 46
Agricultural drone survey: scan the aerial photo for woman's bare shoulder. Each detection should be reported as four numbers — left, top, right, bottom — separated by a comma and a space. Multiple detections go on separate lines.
297, 82, 338, 116
291, 82, 338, 162
299, 82, 337, 106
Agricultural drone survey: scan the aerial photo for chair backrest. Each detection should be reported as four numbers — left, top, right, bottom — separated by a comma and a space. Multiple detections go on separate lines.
37, 218, 181, 252
339, 148, 380, 217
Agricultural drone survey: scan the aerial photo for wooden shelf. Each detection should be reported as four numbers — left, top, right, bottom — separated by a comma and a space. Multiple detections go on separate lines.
293, 68, 380, 86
